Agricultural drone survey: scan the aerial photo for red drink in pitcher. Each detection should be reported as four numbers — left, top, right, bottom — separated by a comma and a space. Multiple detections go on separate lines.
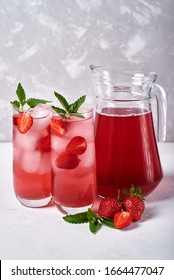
90, 66, 167, 197
95, 108, 163, 197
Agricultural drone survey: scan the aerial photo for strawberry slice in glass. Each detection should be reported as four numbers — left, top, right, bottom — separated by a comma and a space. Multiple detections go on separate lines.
55, 151, 80, 169
66, 136, 87, 155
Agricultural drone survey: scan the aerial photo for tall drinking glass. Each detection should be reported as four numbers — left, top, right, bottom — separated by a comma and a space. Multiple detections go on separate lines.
51, 107, 96, 214
13, 105, 52, 207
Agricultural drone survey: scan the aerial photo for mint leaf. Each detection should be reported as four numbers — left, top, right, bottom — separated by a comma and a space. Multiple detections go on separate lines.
87, 209, 103, 234
51, 106, 67, 118
26, 98, 51, 108
87, 208, 98, 220
69, 95, 86, 113
16, 83, 26, 106
62, 208, 117, 234
54, 92, 70, 112
10, 100, 20, 111
63, 212, 89, 224
11, 83, 52, 112
100, 217, 116, 229
89, 219, 102, 234
52, 92, 86, 119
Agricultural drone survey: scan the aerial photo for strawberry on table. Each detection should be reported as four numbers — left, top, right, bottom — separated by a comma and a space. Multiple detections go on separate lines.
63, 186, 146, 233
98, 197, 122, 219
114, 211, 133, 229
66, 136, 87, 155
51, 119, 66, 137
122, 185, 145, 221
55, 151, 80, 169
17, 112, 33, 134
123, 196, 145, 221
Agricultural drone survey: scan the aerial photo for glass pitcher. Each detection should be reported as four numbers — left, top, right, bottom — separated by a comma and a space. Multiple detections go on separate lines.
90, 65, 167, 197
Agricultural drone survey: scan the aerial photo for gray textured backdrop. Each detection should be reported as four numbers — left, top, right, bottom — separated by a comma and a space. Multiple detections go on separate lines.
0, 0, 174, 141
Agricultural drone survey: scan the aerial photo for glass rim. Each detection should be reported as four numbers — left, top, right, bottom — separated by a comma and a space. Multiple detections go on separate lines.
51, 106, 93, 120
13, 104, 52, 119
77, 106, 93, 114
90, 65, 157, 82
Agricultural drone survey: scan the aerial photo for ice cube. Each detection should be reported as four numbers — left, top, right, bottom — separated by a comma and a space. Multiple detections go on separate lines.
30, 104, 51, 119
21, 150, 41, 173
65, 118, 94, 142
51, 135, 69, 152
30, 104, 51, 132
14, 130, 39, 150
79, 142, 96, 169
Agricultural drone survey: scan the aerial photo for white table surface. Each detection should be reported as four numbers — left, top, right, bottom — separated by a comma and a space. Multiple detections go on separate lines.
0, 142, 174, 260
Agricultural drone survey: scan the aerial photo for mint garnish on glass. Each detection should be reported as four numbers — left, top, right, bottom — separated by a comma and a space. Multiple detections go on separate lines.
63, 208, 116, 234
11, 83, 51, 112
51, 92, 86, 119
11, 83, 51, 133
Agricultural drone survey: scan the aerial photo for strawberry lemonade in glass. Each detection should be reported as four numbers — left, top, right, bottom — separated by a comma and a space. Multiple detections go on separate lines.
51, 93, 96, 214
12, 83, 52, 207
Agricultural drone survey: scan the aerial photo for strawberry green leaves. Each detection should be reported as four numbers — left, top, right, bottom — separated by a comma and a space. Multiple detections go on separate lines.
11, 83, 51, 112
122, 184, 144, 200
63, 208, 115, 234
52, 92, 86, 119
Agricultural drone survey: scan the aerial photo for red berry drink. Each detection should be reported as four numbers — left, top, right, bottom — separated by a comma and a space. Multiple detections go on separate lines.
51, 108, 96, 214
13, 105, 52, 207
95, 107, 163, 197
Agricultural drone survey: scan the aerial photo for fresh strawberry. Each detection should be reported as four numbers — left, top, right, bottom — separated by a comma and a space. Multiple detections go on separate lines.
66, 136, 87, 155
122, 185, 145, 221
51, 119, 66, 137
123, 196, 145, 221
37, 135, 51, 152
98, 197, 122, 219
55, 151, 80, 169
114, 211, 133, 229
17, 112, 33, 134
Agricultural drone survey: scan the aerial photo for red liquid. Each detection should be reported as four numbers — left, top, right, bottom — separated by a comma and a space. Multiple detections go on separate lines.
95, 108, 163, 197
14, 165, 51, 200
13, 114, 52, 202
51, 114, 96, 209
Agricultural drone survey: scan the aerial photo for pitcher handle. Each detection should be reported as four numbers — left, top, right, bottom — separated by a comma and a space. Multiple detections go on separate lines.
153, 84, 167, 142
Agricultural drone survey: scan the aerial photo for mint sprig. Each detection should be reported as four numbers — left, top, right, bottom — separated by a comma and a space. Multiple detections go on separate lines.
63, 208, 115, 234
11, 83, 52, 112
52, 92, 86, 119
